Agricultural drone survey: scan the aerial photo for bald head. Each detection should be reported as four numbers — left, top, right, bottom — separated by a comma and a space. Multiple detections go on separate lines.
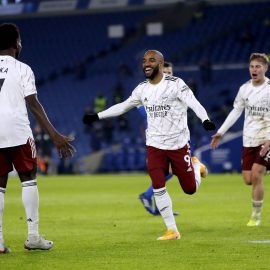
144, 50, 164, 64
143, 50, 165, 83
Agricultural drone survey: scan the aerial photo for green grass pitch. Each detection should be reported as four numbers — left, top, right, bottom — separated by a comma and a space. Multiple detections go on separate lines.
1, 173, 270, 270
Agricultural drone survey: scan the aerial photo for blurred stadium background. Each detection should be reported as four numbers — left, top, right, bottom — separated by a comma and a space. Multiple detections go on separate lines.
1, 0, 270, 174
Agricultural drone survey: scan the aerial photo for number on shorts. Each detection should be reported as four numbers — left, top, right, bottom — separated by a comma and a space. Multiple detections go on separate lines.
264, 151, 270, 162
184, 154, 191, 167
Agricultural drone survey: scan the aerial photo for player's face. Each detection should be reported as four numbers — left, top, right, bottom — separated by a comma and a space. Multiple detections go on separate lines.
163, 66, 173, 75
249, 59, 268, 85
143, 52, 162, 80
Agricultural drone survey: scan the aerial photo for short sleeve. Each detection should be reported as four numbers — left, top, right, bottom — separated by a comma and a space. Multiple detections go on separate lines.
21, 65, 37, 97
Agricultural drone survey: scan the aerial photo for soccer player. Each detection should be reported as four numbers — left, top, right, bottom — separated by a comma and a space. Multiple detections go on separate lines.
83, 50, 215, 240
211, 53, 270, 227
0, 23, 76, 254
138, 62, 178, 216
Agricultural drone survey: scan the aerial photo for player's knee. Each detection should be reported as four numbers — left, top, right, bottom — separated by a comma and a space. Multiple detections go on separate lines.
243, 177, 252, 185
18, 164, 37, 182
243, 174, 252, 185
183, 186, 196, 195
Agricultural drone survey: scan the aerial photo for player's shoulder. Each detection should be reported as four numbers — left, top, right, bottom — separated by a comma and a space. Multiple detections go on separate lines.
240, 79, 252, 89
139, 80, 148, 85
16, 59, 32, 71
164, 75, 178, 82
135, 80, 148, 90
8, 58, 33, 74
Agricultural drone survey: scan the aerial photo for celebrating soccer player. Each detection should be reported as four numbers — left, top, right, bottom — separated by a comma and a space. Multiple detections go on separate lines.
137, 61, 207, 216
83, 49, 215, 240
0, 23, 76, 254
211, 53, 270, 227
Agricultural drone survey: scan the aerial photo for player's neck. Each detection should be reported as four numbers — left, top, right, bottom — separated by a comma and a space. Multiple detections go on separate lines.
0, 49, 15, 58
252, 77, 265, 87
149, 73, 163, 85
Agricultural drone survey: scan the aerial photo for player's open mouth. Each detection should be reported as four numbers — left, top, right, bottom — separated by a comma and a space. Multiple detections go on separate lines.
144, 67, 152, 75
252, 74, 258, 79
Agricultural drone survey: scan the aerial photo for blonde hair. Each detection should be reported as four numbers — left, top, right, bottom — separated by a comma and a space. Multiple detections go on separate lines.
249, 53, 269, 65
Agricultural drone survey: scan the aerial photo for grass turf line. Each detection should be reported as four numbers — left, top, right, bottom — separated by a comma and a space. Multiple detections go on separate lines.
0, 174, 270, 270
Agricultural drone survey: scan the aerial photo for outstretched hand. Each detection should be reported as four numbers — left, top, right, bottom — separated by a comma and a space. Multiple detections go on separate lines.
82, 113, 99, 124
202, 120, 216, 131
210, 133, 222, 149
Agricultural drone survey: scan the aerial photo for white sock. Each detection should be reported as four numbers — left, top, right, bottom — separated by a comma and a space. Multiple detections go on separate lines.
0, 188, 6, 243
22, 180, 39, 237
251, 199, 263, 219
153, 187, 178, 231
192, 161, 201, 190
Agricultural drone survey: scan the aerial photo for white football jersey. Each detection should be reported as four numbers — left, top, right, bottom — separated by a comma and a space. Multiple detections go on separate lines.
99, 74, 209, 150
234, 78, 270, 147
0, 55, 36, 148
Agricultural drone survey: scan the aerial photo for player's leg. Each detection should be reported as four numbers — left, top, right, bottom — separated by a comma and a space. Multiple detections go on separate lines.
246, 163, 265, 226
12, 139, 53, 250
170, 146, 198, 194
242, 170, 252, 185
146, 146, 180, 240
139, 172, 175, 216
242, 146, 262, 226
242, 147, 253, 185
0, 149, 13, 254
152, 173, 179, 216
0, 175, 10, 254
138, 179, 155, 214
244, 146, 270, 226
191, 156, 208, 180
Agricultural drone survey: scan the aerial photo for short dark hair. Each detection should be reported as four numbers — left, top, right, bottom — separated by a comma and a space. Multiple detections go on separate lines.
164, 61, 173, 68
0, 23, 20, 50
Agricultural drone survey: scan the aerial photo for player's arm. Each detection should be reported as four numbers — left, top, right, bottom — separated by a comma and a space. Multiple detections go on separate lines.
182, 89, 216, 131
83, 96, 141, 124
210, 108, 243, 149
211, 87, 245, 149
25, 94, 76, 158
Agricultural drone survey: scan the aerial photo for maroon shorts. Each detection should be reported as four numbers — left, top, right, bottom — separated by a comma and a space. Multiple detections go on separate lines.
0, 138, 37, 176
242, 146, 270, 170
146, 145, 196, 194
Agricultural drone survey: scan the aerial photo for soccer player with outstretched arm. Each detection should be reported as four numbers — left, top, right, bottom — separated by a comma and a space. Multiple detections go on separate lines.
83, 49, 215, 240
0, 23, 76, 254
137, 61, 207, 216
211, 53, 270, 227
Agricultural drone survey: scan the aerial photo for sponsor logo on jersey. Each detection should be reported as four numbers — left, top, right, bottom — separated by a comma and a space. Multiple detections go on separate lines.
145, 104, 171, 118
247, 105, 268, 116
145, 104, 171, 112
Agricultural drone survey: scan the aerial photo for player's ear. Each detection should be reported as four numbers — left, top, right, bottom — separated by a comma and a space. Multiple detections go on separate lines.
13, 38, 22, 49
